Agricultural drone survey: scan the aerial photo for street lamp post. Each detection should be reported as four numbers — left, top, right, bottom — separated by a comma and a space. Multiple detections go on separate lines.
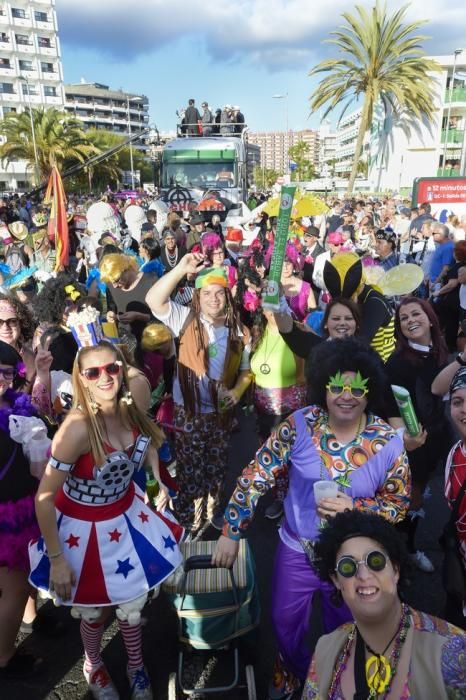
442, 49, 463, 174
273, 93, 289, 179
19, 75, 39, 184
126, 95, 144, 189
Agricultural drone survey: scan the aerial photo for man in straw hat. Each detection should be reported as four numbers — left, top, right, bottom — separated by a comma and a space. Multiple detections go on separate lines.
146, 252, 252, 533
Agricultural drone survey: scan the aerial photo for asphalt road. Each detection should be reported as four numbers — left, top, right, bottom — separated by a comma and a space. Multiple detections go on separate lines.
3, 411, 452, 700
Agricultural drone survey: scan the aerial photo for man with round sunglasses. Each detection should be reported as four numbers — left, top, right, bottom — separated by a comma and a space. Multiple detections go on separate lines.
302, 510, 465, 699
213, 338, 410, 699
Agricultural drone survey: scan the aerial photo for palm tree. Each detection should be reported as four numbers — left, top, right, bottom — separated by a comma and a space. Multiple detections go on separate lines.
0, 107, 99, 184
309, 2, 440, 195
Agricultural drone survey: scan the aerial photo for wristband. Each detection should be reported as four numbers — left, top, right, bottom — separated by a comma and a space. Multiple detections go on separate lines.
456, 353, 466, 367
48, 550, 63, 560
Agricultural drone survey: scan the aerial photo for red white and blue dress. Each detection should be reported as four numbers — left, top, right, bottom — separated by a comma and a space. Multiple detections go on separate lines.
28, 434, 183, 607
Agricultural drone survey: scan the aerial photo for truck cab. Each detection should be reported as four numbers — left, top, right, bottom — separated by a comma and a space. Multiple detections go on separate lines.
161, 135, 250, 214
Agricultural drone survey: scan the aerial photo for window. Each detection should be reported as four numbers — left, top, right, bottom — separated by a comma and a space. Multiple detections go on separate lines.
12, 8, 28, 19
0, 58, 11, 68
41, 62, 55, 72
15, 34, 31, 46
19, 59, 33, 71
21, 82, 37, 95
38, 37, 51, 48
0, 83, 15, 94
44, 85, 57, 97
34, 11, 48, 22
3, 107, 17, 114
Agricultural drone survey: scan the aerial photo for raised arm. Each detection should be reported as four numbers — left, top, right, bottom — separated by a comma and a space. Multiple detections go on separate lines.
431, 352, 466, 396
145, 252, 205, 317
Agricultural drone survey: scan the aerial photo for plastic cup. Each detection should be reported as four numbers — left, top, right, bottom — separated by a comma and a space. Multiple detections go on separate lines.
313, 480, 339, 504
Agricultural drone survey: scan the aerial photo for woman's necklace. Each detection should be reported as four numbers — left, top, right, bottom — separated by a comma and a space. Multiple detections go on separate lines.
362, 603, 411, 698
166, 247, 179, 268
327, 604, 410, 699
259, 328, 281, 375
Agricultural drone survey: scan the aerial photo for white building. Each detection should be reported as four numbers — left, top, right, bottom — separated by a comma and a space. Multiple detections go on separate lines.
368, 53, 466, 193
317, 118, 337, 175
0, 0, 65, 191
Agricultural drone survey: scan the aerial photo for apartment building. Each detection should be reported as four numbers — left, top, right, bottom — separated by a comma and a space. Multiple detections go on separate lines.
248, 128, 319, 174
64, 81, 149, 141
0, 0, 65, 191
369, 53, 466, 192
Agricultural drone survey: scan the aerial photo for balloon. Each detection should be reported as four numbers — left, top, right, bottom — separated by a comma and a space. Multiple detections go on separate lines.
379, 264, 424, 296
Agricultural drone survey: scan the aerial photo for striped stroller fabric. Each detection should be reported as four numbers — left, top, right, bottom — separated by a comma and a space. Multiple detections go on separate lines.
163, 540, 248, 594
165, 539, 260, 649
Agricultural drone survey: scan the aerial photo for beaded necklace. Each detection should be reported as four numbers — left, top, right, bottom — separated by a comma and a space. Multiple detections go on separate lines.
327, 604, 411, 699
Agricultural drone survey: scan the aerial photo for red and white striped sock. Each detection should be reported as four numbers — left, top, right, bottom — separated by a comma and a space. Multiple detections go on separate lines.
117, 619, 144, 670
80, 620, 105, 672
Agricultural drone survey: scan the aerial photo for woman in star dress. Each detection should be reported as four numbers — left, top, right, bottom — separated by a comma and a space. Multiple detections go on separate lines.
29, 341, 183, 700
213, 338, 411, 699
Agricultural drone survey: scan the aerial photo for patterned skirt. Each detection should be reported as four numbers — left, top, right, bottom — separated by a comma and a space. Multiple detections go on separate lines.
28, 482, 183, 607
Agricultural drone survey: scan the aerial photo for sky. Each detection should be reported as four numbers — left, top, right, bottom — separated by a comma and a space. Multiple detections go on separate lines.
56, 0, 466, 134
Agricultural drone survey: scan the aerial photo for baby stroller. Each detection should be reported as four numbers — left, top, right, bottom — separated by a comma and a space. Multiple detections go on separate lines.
164, 539, 259, 698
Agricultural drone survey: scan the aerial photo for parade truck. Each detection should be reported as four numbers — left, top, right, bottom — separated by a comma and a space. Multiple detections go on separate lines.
412, 176, 466, 219
160, 134, 256, 218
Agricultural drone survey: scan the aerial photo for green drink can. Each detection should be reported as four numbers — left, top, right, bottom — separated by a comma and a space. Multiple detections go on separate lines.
391, 385, 420, 437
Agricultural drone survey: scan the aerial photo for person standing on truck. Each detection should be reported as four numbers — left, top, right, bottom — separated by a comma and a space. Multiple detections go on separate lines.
184, 99, 201, 136
220, 105, 234, 135
201, 102, 213, 137
232, 106, 245, 134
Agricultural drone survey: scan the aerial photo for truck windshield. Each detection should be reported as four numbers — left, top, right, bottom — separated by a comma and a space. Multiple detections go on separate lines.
163, 161, 236, 188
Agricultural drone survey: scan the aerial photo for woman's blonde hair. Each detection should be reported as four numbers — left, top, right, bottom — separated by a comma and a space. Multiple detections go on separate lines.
141, 323, 173, 352
72, 341, 164, 466
99, 253, 138, 285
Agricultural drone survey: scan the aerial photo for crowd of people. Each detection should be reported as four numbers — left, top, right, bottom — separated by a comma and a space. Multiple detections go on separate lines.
0, 186, 465, 700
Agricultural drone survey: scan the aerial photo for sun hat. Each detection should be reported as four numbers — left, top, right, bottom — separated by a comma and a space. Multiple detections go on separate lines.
8, 221, 29, 241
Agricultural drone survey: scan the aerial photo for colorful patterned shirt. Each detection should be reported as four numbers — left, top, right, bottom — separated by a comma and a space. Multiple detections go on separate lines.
223, 405, 410, 543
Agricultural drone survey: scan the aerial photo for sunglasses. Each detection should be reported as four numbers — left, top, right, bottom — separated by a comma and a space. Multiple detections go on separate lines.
326, 383, 368, 399
336, 550, 388, 578
0, 367, 17, 380
81, 361, 122, 381
0, 317, 19, 328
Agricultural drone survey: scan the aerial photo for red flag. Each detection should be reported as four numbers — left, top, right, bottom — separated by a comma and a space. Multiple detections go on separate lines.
44, 166, 69, 271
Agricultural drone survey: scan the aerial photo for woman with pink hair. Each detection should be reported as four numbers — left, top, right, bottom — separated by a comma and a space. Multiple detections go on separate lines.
281, 243, 316, 321
201, 233, 237, 289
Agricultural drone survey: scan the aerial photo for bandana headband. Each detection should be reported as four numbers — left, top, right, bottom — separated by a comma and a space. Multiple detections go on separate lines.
449, 367, 466, 396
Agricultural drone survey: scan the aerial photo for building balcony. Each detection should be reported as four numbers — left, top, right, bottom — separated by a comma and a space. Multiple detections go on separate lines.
41, 70, 59, 81
12, 17, 34, 30
35, 20, 55, 32
14, 42, 35, 54
43, 94, 62, 105
444, 87, 466, 103
440, 128, 464, 144
0, 66, 14, 77
437, 168, 461, 176
37, 45, 57, 57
